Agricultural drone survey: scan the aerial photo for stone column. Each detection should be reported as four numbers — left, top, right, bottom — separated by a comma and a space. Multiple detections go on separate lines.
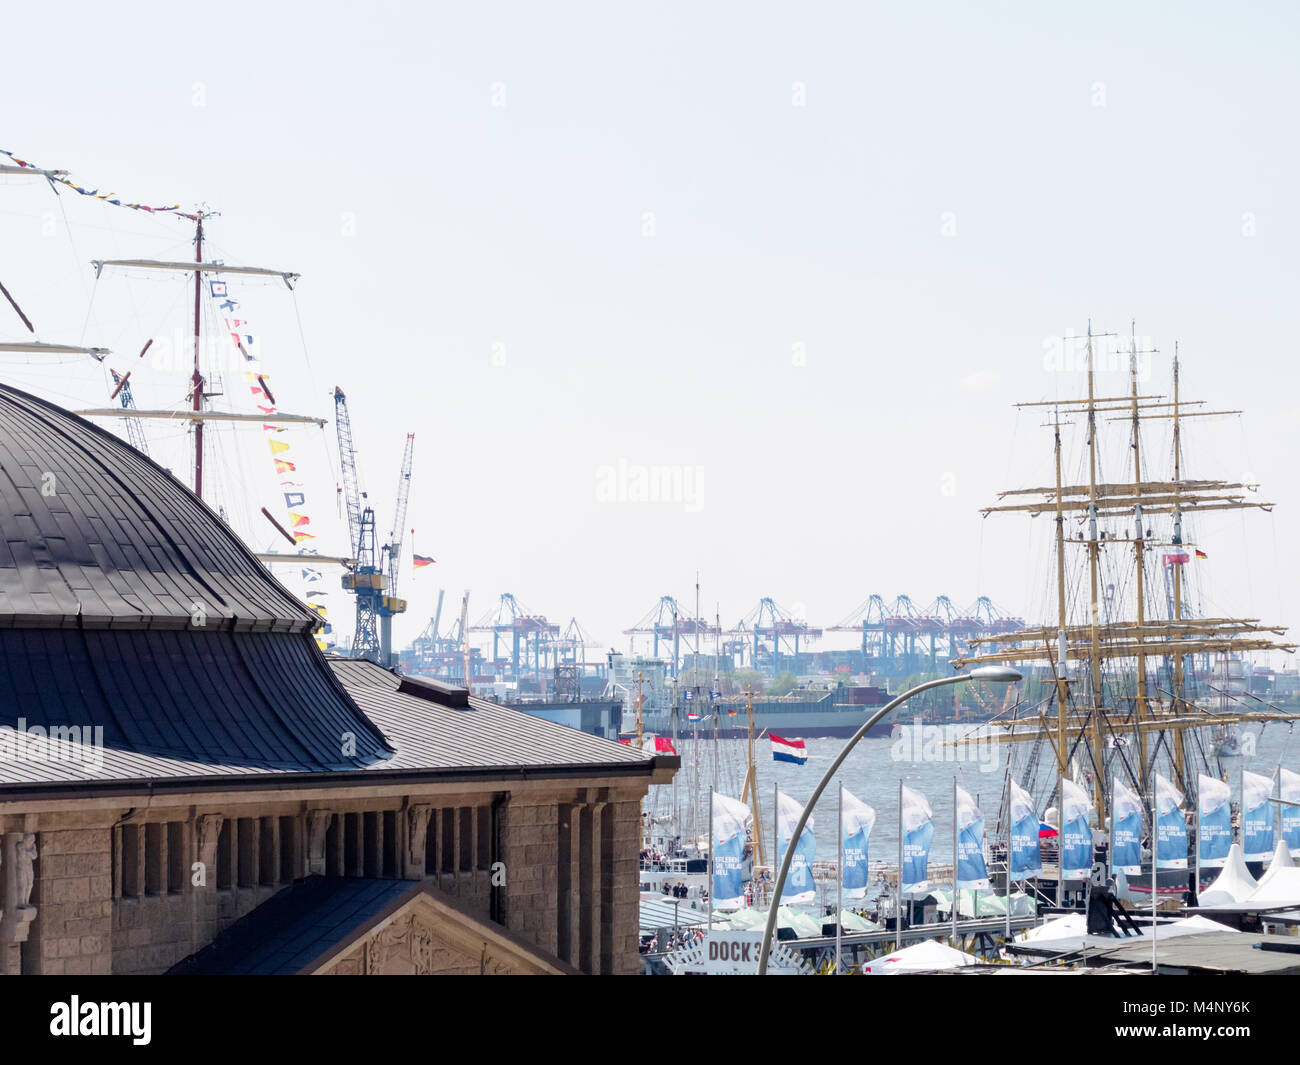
405, 805, 432, 879
0, 833, 37, 974
191, 815, 224, 952
307, 811, 333, 877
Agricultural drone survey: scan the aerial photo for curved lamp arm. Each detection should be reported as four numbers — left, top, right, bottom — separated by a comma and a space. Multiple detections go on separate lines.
755, 666, 1020, 974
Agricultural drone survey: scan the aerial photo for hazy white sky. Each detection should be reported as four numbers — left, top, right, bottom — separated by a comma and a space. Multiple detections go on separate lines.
1, 2, 1297, 659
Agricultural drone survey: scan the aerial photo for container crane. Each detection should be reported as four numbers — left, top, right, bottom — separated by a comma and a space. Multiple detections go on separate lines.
377, 433, 415, 666
469, 593, 559, 681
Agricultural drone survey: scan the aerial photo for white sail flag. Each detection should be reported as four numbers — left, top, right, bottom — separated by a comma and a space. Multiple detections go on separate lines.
776, 791, 817, 904
711, 792, 752, 908
1059, 778, 1093, 880
955, 785, 990, 890
1008, 778, 1042, 881
1155, 773, 1188, 870
1282, 768, 1300, 851
900, 785, 935, 895
1111, 777, 1143, 875
840, 788, 876, 900
1242, 770, 1276, 862
1197, 774, 1233, 869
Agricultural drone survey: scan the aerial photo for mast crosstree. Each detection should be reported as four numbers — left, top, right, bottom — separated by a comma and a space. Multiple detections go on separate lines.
953, 323, 1298, 822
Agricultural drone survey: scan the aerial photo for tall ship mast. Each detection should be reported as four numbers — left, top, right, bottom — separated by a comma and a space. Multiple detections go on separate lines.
953, 323, 1298, 831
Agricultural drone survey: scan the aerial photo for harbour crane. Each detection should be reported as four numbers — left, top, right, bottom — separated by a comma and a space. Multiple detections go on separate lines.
377, 433, 415, 665
729, 598, 821, 677
108, 369, 150, 457
334, 386, 414, 666
459, 590, 472, 689
623, 595, 720, 675
469, 593, 559, 681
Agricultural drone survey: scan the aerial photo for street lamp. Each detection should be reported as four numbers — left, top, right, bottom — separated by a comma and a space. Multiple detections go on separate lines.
755, 665, 1022, 974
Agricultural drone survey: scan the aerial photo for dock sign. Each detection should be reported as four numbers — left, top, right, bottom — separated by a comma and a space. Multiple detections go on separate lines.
665, 930, 809, 975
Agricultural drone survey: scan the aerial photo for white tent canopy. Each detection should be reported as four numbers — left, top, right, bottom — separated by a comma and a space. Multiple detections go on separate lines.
1017, 912, 1238, 953
1197, 842, 1300, 912
862, 938, 978, 974
1199, 842, 1259, 907
1236, 841, 1300, 909
931, 888, 1036, 918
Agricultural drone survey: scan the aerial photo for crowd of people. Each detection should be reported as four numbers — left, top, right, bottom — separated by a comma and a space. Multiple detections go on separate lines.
640, 927, 705, 956
659, 881, 707, 901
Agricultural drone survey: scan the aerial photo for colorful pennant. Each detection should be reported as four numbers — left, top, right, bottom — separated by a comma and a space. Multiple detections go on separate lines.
2, 147, 200, 220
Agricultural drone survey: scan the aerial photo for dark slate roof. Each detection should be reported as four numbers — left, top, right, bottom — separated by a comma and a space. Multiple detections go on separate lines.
168, 877, 416, 974
0, 628, 394, 772
0, 383, 392, 771
333, 657, 651, 770
0, 656, 657, 788
0, 382, 317, 631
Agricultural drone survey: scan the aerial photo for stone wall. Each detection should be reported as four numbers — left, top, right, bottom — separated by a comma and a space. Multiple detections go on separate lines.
0, 775, 657, 975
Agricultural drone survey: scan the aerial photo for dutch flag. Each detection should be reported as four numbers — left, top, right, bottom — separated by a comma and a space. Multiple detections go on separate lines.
770, 734, 807, 765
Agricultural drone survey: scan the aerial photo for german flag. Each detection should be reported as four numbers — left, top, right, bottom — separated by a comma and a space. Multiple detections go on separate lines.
1195, 548, 1208, 559
413, 553, 435, 569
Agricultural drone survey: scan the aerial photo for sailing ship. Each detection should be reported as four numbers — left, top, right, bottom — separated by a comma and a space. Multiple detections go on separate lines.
0, 154, 348, 641
951, 323, 1299, 901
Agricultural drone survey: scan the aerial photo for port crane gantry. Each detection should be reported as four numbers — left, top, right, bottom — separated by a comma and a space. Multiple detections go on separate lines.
334, 385, 413, 665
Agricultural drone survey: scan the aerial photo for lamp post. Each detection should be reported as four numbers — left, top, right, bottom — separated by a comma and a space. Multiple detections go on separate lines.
756, 665, 1022, 975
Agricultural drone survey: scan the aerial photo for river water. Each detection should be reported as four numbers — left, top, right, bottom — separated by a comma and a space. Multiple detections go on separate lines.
646, 722, 1299, 867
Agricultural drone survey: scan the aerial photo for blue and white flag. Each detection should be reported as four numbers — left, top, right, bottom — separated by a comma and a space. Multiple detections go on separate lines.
1197, 774, 1233, 869
777, 791, 817, 903
1155, 773, 1188, 870
770, 734, 807, 765
1008, 778, 1042, 881
1242, 770, 1275, 862
711, 792, 751, 908
955, 785, 990, 890
840, 787, 875, 900
1281, 768, 1300, 852
1060, 778, 1094, 880
1111, 777, 1143, 875
900, 785, 934, 895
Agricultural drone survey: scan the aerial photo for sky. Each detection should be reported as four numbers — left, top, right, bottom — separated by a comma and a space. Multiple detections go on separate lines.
1, 2, 1298, 661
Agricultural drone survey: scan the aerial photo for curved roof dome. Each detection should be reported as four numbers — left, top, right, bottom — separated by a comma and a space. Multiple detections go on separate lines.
0, 383, 393, 772
0, 382, 316, 630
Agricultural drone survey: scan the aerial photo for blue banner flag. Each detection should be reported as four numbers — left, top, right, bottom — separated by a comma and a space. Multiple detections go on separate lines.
711, 792, 751, 907
840, 787, 875, 900
1242, 770, 1275, 862
1198, 774, 1232, 869
1155, 773, 1188, 870
1112, 777, 1143, 875
777, 791, 817, 903
1008, 778, 1042, 881
955, 785, 989, 890
1060, 778, 1094, 880
900, 785, 934, 895
1282, 769, 1300, 852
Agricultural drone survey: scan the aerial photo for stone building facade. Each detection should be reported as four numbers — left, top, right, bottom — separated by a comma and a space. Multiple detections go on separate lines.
2, 769, 658, 975
0, 383, 674, 975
